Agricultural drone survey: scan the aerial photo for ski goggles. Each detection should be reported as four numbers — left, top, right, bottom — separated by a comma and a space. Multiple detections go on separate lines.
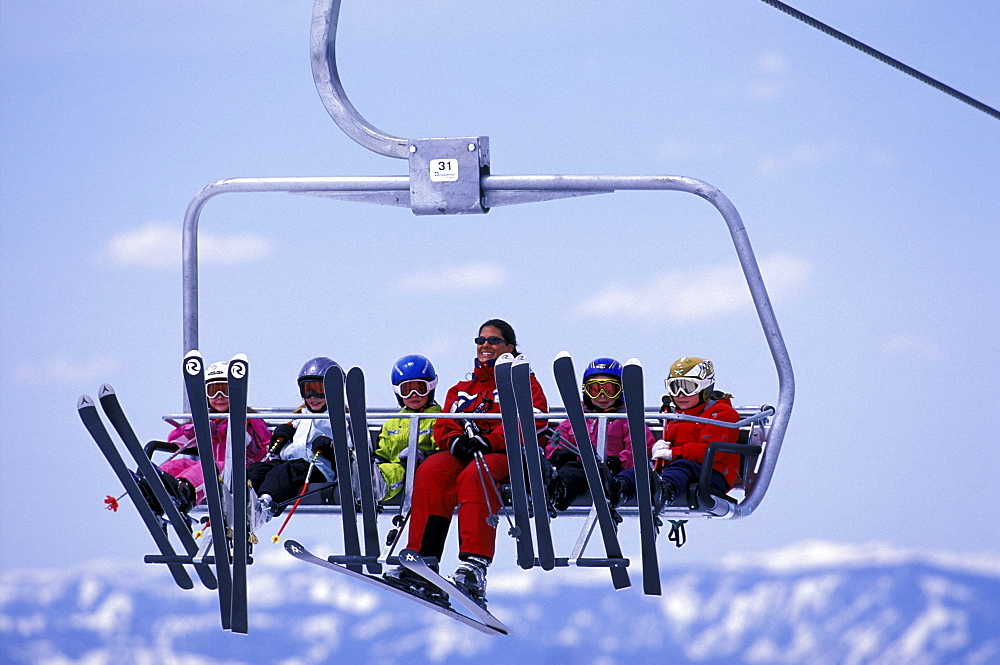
299, 381, 325, 400
665, 376, 713, 397
206, 382, 229, 399
474, 335, 508, 346
584, 379, 622, 399
394, 379, 435, 399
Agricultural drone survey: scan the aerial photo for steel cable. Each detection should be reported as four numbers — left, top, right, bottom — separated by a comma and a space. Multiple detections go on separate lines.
758, 0, 1000, 121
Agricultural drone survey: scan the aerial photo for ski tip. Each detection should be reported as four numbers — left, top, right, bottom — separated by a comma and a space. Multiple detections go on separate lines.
283, 540, 306, 556
512, 354, 528, 365
323, 364, 345, 381
625, 357, 642, 368
229, 356, 248, 380
554, 350, 571, 361
497, 353, 515, 365
183, 351, 204, 377
77, 394, 94, 408
98, 383, 115, 397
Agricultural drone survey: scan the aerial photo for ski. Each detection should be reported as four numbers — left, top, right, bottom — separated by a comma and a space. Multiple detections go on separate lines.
493, 354, 535, 569
552, 353, 631, 590
78, 395, 194, 590
283, 541, 508, 636
183, 350, 233, 629
323, 364, 362, 573
397, 548, 511, 635
345, 366, 382, 574
227, 354, 250, 634
96, 385, 218, 591
621, 359, 661, 596
509, 356, 556, 571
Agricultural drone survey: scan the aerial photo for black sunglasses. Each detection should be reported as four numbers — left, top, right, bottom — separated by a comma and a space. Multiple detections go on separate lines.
475, 336, 508, 345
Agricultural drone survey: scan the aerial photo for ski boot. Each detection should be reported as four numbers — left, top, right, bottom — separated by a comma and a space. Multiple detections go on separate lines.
136, 470, 195, 516
383, 565, 450, 608
161, 473, 196, 515
450, 555, 490, 610
135, 473, 164, 516
251, 494, 278, 531
651, 474, 676, 516
548, 475, 569, 512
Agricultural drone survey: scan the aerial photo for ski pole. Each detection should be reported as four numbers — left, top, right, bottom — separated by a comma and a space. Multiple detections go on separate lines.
271, 451, 320, 544
473, 451, 517, 536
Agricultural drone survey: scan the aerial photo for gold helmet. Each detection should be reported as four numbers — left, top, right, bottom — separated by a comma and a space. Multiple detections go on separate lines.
665, 357, 715, 399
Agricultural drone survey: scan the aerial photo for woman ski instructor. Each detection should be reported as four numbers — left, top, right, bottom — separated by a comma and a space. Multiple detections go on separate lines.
384, 319, 548, 609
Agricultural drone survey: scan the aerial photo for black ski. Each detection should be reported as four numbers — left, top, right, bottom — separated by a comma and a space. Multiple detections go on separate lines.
509, 356, 556, 571
552, 353, 631, 590
183, 350, 233, 628
96, 385, 217, 591
493, 354, 535, 569
78, 395, 194, 590
284, 541, 508, 636
227, 354, 250, 634
621, 359, 661, 596
397, 548, 511, 634
345, 366, 382, 574
323, 364, 362, 573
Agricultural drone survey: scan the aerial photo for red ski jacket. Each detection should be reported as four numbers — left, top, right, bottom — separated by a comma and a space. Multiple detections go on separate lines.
434, 362, 548, 452
665, 396, 742, 488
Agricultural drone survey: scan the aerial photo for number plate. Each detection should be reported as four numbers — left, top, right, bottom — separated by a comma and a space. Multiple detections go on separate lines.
429, 159, 459, 182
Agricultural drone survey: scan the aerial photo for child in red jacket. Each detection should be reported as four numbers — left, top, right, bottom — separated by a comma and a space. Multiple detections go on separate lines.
615, 356, 741, 508
650, 356, 741, 503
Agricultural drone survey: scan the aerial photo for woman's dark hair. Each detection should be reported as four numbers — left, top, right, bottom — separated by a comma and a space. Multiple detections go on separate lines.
480, 318, 518, 355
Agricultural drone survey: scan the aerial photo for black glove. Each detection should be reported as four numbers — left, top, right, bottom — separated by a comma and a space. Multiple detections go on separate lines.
310, 435, 334, 460
604, 455, 623, 477
549, 447, 577, 469
449, 434, 490, 462
269, 423, 296, 454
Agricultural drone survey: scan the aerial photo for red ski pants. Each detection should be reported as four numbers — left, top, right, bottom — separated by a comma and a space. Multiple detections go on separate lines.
406, 450, 509, 560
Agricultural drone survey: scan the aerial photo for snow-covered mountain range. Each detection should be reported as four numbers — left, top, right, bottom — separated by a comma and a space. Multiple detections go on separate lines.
2, 541, 998, 665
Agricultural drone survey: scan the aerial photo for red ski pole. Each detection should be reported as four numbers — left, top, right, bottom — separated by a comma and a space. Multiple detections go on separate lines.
271, 451, 320, 544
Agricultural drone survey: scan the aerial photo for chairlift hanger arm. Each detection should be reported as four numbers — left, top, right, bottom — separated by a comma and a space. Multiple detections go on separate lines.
311, 0, 409, 159
180, 0, 794, 520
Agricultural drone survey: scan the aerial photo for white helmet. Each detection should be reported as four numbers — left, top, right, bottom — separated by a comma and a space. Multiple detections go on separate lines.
205, 361, 229, 384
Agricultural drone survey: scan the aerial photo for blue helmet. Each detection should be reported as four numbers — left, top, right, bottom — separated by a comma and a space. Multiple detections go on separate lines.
582, 357, 623, 411
298, 356, 339, 385
391, 354, 437, 407
583, 357, 622, 383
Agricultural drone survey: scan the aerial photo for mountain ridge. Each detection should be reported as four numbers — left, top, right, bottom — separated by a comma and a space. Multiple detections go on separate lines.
3, 541, 998, 665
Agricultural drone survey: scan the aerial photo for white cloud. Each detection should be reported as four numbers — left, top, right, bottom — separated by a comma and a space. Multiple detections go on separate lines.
719, 540, 1000, 576
657, 138, 697, 161
747, 81, 783, 101
882, 334, 941, 359
756, 50, 788, 74
756, 140, 841, 178
105, 223, 271, 269
573, 254, 811, 324
395, 262, 507, 293
743, 50, 788, 101
10, 356, 119, 386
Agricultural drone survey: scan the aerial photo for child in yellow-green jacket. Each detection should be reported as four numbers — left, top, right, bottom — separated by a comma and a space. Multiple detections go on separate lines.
374, 355, 441, 502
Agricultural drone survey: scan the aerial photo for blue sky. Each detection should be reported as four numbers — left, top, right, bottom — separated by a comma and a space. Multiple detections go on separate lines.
1, 0, 998, 577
